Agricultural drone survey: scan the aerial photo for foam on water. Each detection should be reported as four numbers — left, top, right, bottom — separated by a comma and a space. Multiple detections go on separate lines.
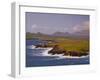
64, 55, 89, 59
27, 45, 36, 49
27, 45, 66, 59
37, 48, 53, 56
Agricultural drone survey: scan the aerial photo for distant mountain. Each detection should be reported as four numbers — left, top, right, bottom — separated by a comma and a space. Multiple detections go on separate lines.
36, 32, 45, 35
26, 30, 89, 39
52, 32, 70, 37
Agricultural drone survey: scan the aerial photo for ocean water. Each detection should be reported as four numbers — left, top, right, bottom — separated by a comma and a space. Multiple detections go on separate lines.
26, 39, 89, 67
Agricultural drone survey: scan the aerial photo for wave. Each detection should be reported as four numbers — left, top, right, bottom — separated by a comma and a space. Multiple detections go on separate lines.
27, 45, 36, 49
36, 47, 53, 56
63, 55, 89, 59
27, 46, 66, 59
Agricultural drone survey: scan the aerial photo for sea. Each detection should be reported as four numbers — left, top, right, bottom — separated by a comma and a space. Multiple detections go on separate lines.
26, 38, 89, 67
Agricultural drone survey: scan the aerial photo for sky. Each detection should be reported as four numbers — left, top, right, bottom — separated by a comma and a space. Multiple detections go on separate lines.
26, 12, 89, 34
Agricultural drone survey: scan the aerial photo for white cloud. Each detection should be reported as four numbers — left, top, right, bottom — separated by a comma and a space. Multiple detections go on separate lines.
72, 21, 89, 33
32, 24, 37, 29
31, 24, 69, 34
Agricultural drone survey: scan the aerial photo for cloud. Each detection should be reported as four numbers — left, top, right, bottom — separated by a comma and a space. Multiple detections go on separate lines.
31, 24, 51, 34
32, 24, 37, 29
72, 21, 89, 33
30, 21, 89, 34
31, 24, 69, 34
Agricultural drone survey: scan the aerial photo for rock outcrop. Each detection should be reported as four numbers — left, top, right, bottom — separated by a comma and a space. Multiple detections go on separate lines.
48, 45, 67, 55
48, 45, 88, 56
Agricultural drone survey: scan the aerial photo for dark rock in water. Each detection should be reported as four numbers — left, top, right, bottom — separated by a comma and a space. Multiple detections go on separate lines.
79, 52, 89, 56
48, 45, 67, 55
68, 51, 80, 56
63, 52, 69, 56
67, 51, 88, 56
35, 44, 52, 48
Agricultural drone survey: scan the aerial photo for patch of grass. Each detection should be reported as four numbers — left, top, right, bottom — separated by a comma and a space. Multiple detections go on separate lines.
47, 38, 89, 53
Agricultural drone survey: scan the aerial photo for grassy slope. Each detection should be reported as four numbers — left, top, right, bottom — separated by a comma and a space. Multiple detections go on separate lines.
48, 38, 89, 52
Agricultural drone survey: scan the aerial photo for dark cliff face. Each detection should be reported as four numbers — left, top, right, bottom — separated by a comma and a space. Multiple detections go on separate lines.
48, 45, 67, 55
48, 45, 88, 56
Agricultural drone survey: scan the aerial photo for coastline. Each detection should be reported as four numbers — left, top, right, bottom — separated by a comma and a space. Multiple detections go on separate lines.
27, 45, 89, 58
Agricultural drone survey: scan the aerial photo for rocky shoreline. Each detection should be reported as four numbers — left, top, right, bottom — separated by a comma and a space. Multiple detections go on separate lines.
35, 44, 89, 57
